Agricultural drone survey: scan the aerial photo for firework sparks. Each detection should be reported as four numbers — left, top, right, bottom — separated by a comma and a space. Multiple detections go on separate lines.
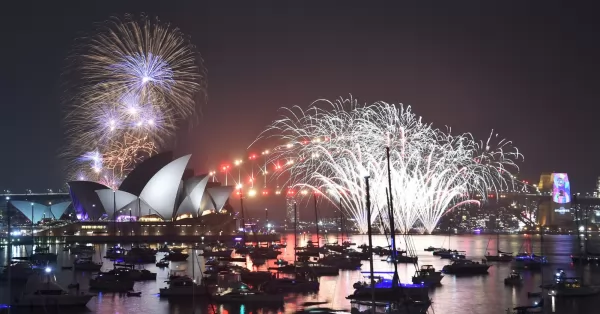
259, 97, 522, 233
64, 14, 206, 183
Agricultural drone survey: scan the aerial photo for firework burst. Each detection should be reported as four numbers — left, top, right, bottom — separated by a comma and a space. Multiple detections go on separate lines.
64, 14, 206, 183
259, 97, 522, 233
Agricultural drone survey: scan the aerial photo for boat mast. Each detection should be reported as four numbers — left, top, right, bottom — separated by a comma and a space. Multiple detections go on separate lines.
240, 188, 246, 243
385, 147, 399, 287
365, 175, 376, 310
294, 202, 297, 262
313, 193, 320, 247
339, 199, 344, 244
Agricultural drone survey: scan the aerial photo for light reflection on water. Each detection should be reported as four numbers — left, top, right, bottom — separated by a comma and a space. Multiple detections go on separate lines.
1, 234, 600, 314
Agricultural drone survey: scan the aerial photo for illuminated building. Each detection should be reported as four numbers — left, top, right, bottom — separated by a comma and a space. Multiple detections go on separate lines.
596, 176, 600, 196
286, 195, 296, 227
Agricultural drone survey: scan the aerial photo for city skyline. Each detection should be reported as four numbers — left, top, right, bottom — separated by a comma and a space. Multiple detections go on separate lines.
3, 1, 600, 192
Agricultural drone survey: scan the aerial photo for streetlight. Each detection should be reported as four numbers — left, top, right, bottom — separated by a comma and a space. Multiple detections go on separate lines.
234, 159, 243, 184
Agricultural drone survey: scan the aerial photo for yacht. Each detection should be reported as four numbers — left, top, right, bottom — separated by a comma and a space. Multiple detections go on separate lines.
89, 273, 134, 292
412, 265, 443, 286
69, 244, 95, 255
385, 252, 418, 264
123, 247, 157, 264
485, 250, 514, 262
423, 246, 438, 252
213, 282, 284, 304
548, 277, 600, 297
12, 272, 93, 307
262, 277, 320, 293
73, 257, 102, 271
156, 259, 169, 267
547, 268, 600, 297
103, 266, 156, 281
504, 270, 523, 286
105, 246, 125, 260
200, 248, 233, 257
513, 253, 548, 271
442, 259, 490, 275
348, 276, 429, 302
163, 251, 190, 261
437, 250, 466, 259
159, 275, 210, 296
319, 255, 362, 270
1, 262, 37, 281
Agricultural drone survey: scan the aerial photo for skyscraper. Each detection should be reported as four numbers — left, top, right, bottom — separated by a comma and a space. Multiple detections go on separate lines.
596, 176, 600, 195
286, 195, 296, 227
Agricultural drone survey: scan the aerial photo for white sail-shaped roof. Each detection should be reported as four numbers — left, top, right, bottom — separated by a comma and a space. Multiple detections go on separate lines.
208, 186, 234, 212
199, 186, 234, 213
184, 175, 209, 210
139, 154, 191, 220
176, 195, 196, 217
95, 189, 138, 219
10, 201, 53, 223
49, 201, 72, 219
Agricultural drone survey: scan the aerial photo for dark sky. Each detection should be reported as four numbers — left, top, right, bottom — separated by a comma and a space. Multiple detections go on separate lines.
3, 1, 600, 196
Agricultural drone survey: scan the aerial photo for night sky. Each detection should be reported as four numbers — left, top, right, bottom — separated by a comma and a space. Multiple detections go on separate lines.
3, 1, 600, 195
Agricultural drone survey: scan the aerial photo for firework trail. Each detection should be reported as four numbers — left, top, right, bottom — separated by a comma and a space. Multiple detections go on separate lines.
259, 97, 521, 233
64, 14, 206, 182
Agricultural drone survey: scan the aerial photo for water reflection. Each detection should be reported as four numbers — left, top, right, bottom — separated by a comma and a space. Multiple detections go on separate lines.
0, 234, 599, 313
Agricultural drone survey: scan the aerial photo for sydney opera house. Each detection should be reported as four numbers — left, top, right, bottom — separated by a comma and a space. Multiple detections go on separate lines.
10, 152, 239, 241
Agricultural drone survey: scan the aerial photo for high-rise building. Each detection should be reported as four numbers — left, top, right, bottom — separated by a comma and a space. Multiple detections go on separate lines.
286, 195, 296, 226
596, 176, 600, 194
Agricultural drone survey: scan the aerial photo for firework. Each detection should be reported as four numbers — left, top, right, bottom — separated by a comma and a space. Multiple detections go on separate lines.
260, 97, 521, 233
64, 14, 206, 182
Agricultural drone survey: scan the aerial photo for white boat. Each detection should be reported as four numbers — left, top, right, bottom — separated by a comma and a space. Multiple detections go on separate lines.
12, 271, 94, 307
159, 275, 210, 296
213, 283, 284, 304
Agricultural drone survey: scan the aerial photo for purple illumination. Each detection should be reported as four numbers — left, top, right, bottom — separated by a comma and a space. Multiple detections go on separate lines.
234, 237, 242, 241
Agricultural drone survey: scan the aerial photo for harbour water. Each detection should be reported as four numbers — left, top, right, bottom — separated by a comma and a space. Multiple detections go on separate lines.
1, 233, 600, 314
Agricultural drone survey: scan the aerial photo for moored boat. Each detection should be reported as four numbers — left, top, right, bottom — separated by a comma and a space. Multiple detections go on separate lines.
442, 259, 490, 275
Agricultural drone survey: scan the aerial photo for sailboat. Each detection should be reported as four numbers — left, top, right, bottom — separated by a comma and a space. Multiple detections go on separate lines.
485, 229, 513, 262
548, 201, 600, 297
348, 156, 430, 313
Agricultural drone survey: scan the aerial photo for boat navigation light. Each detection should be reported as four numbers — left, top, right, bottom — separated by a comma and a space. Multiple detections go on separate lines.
45, 267, 51, 273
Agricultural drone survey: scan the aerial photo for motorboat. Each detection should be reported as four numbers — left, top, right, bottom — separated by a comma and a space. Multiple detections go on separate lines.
103, 266, 156, 281
262, 277, 320, 293
384, 252, 418, 264
412, 265, 443, 286
213, 282, 284, 304
163, 251, 189, 261
158, 244, 171, 253
69, 244, 95, 255
73, 257, 102, 271
437, 250, 466, 260
342, 241, 356, 247
249, 247, 282, 259
486, 250, 514, 262
12, 271, 94, 307
319, 255, 362, 270
432, 248, 450, 256
30, 252, 58, 263
348, 274, 429, 302
424, 246, 438, 252
200, 248, 233, 257
105, 246, 125, 260
548, 277, 600, 297
89, 273, 134, 292
122, 247, 157, 264
513, 253, 548, 271
442, 259, 490, 275
156, 259, 169, 268
1, 262, 37, 281
504, 270, 523, 286
324, 243, 346, 253
159, 275, 210, 296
